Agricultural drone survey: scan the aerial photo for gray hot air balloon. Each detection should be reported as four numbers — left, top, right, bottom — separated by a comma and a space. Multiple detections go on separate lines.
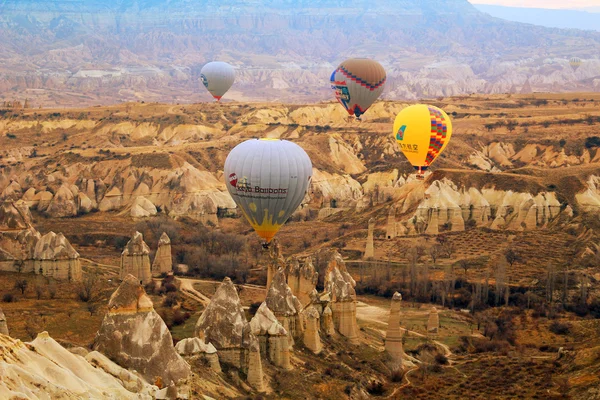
224, 139, 313, 245
200, 61, 235, 101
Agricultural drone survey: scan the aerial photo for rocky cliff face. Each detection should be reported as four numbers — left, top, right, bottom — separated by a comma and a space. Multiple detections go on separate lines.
120, 231, 152, 285
33, 231, 82, 282
1, 0, 600, 106
94, 274, 190, 387
0, 331, 158, 399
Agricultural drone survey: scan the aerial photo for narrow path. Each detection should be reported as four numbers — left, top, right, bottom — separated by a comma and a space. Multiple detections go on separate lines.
178, 278, 211, 306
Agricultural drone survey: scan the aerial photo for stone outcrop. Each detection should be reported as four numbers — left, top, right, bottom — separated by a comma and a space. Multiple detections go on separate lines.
286, 256, 318, 306
398, 178, 562, 235
364, 218, 375, 259
152, 232, 172, 277
175, 338, 221, 373
120, 231, 152, 284
302, 305, 322, 354
385, 292, 403, 364
0, 331, 157, 399
250, 303, 291, 370
427, 307, 440, 334
0, 308, 8, 336
265, 268, 304, 343
324, 251, 359, 344
266, 239, 285, 290
45, 184, 78, 218
94, 274, 190, 387
195, 277, 265, 392
33, 231, 82, 282
321, 305, 336, 336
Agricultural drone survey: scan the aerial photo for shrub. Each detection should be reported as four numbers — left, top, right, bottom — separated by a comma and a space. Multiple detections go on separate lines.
163, 292, 179, 307
366, 380, 386, 396
2, 293, 16, 302
549, 321, 571, 335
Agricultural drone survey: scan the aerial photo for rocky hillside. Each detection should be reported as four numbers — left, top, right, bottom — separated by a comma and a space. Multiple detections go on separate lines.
1, 0, 600, 106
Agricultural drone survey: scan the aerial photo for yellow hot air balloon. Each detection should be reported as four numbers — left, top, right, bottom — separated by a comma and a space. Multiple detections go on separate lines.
393, 104, 453, 180
569, 57, 582, 72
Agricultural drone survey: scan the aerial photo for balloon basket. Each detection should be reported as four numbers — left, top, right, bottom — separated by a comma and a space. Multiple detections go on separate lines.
262, 242, 270, 249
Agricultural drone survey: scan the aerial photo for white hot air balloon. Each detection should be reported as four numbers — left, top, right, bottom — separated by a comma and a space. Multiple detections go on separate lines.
200, 61, 235, 101
224, 139, 313, 246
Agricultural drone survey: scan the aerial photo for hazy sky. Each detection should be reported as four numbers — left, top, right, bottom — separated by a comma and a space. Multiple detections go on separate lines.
470, 0, 600, 9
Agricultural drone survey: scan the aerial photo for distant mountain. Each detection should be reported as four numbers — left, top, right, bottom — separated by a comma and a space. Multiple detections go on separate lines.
1, 0, 600, 106
474, 4, 600, 31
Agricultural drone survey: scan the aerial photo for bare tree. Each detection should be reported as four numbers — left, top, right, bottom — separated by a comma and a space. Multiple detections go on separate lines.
546, 264, 556, 305
504, 248, 522, 268
78, 273, 99, 303
34, 285, 44, 300
87, 302, 99, 316
459, 259, 470, 280
24, 315, 45, 340
429, 245, 440, 264
14, 279, 28, 295
494, 259, 507, 306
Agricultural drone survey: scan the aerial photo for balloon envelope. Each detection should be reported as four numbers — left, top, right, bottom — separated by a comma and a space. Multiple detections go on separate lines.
224, 139, 313, 243
393, 104, 453, 176
569, 57, 582, 72
201, 61, 235, 101
331, 58, 386, 119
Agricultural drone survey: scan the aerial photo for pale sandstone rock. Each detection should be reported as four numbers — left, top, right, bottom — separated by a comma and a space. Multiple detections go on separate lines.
321, 306, 336, 336
175, 338, 221, 373
78, 192, 94, 213
0, 331, 156, 399
94, 275, 190, 386
386, 206, 397, 239
195, 277, 265, 391
427, 307, 440, 334
324, 251, 359, 344
130, 196, 157, 218
385, 292, 403, 364
35, 191, 54, 212
152, 232, 172, 276
250, 303, 291, 370
120, 232, 152, 284
302, 305, 322, 354
33, 231, 82, 282
0, 308, 8, 336
286, 256, 318, 306
0, 181, 22, 201
46, 184, 78, 217
266, 239, 285, 291
266, 268, 304, 344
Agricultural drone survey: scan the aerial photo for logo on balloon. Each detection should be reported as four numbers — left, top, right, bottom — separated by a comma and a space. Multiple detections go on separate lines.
396, 125, 407, 141
229, 173, 238, 187
200, 74, 209, 89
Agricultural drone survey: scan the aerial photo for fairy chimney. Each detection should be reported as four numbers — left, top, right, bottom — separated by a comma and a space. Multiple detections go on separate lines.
427, 307, 440, 334
0, 308, 8, 336
195, 277, 265, 391
266, 268, 304, 345
302, 305, 322, 354
385, 292, 403, 364
286, 256, 318, 306
120, 232, 152, 284
152, 232, 172, 276
250, 303, 291, 370
324, 251, 359, 344
33, 232, 82, 282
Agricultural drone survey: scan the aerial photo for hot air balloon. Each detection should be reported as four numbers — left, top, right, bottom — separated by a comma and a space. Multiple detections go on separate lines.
200, 61, 235, 101
569, 57, 582, 72
224, 139, 313, 246
393, 104, 453, 180
330, 58, 386, 120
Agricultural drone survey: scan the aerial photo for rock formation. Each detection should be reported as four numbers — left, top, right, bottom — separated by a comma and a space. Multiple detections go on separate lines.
324, 251, 360, 344
321, 305, 336, 337
266, 239, 285, 290
0, 331, 157, 399
0, 307, 8, 336
364, 218, 375, 259
427, 307, 440, 334
286, 256, 318, 306
152, 232, 172, 277
0, 201, 39, 273
120, 231, 152, 284
94, 274, 190, 387
195, 277, 265, 392
45, 184, 78, 218
385, 292, 403, 364
302, 305, 323, 354
33, 231, 82, 282
265, 268, 304, 343
175, 338, 221, 373
250, 303, 291, 370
